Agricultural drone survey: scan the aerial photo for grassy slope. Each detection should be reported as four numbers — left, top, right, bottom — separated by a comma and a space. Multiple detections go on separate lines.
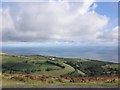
2, 54, 119, 76
34, 63, 75, 77
2, 54, 75, 77
65, 69, 86, 77
1, 54, 119, 87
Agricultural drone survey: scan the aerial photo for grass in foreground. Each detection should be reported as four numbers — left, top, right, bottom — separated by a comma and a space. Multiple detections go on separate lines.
2, 73, 119, 88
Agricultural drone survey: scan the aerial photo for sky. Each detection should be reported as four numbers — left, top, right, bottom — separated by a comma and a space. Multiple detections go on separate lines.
0, 0, 118, 46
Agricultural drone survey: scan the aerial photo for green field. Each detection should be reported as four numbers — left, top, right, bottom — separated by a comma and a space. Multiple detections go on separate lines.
1, 53, 120, 87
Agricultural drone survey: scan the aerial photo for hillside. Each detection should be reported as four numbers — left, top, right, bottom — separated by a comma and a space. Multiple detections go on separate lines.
1, 54, 120, 87
2, 54, 119, 77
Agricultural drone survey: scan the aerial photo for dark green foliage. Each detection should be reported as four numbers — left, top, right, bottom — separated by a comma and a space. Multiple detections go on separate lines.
46, 61, 65, 68
66, 60, 119, 76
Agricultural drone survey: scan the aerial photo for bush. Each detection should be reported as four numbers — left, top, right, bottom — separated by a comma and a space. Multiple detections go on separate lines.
46, 61, 65, 68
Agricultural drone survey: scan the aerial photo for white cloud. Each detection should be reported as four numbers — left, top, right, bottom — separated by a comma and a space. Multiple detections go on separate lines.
0, 8, 15, 41
1, 1, 117, 44
2, 8, 15, 30
98, 26, 118, 43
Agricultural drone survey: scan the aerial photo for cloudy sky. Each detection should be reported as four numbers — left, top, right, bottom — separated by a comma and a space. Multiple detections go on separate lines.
0, 0, 118, 46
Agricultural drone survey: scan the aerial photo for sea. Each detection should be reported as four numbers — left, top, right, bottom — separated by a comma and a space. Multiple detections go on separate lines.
1, 42, 118, 63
